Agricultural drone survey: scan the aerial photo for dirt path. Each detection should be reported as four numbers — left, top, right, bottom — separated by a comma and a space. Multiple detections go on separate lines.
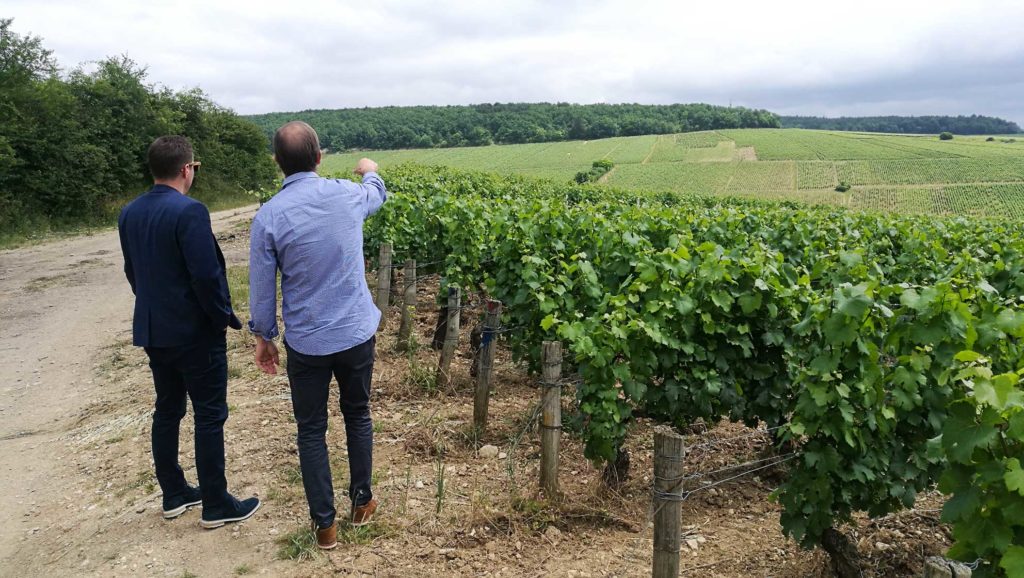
0, 205, 257, 575
641, 135, 662, 165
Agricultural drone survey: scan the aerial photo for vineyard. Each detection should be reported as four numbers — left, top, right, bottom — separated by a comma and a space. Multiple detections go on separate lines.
320, 129, 1024, 218
345, 164, 1024, 576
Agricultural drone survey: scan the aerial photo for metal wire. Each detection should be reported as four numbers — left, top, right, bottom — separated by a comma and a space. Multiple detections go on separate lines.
684, 424, 786, 452
492, 325, 527, 334
652, 453, 797, 503
654, 452, 797, 484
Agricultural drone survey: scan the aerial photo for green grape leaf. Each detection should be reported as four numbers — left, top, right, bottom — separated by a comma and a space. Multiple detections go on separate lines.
954, 350, 983, 363
1006, 459, 1024, 496
837, 288, 871, 318
839, 251, 862, 267
540, 314, 557, 331
1000, 546, 1024, 578
941, 485, 981, 522
943, 402, 999, 464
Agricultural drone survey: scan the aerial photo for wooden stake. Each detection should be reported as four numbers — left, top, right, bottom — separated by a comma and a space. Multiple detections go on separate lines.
397, 259, 416, 351
375, 243, 393, 314
473, 300, 503, 431
653, 426, 685, 578
435, 286, 461, 389
540, 341, 562, 498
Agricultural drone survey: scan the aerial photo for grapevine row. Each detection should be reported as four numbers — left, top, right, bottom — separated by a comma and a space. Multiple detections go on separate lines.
355, 164, 1024, 576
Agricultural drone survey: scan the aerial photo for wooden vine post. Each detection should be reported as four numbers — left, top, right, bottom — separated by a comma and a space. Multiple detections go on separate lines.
435, 286, 461, 389
539, 341, 562, 498
652, 426, 685, 578
375, 243, 393, 314
473, 300, 503, 431
396, 259, 416, 351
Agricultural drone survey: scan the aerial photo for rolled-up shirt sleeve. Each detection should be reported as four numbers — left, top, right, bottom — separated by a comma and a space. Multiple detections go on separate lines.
359, 171, 387, 218
248, 210, 280, 340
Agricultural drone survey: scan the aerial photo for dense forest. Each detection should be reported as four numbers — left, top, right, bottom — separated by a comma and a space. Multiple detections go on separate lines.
246, 103, 781, 151
0, 19, 277, 241
781, 114, 1021, 134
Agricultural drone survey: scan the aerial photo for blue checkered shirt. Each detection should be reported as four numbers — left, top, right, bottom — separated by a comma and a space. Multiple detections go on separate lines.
248, 171, 387, 355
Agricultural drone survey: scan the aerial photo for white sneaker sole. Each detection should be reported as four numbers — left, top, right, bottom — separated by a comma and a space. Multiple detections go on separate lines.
162, 499, 202, 519
200, 500, 261, 529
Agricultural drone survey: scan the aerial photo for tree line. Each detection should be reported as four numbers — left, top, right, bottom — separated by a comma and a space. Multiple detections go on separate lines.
245, 103, 781, 151
0, 19, 277, 241
781, 115, 1021, 135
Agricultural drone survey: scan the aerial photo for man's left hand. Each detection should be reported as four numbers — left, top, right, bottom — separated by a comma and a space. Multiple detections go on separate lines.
255, 337, 280, 375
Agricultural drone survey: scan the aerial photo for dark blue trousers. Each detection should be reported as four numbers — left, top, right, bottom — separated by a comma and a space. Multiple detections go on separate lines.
144, 332, 231, 509
285, 336, 375, 528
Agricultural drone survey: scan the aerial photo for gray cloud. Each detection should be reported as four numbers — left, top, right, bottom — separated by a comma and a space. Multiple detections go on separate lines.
5, 0, 1024, 125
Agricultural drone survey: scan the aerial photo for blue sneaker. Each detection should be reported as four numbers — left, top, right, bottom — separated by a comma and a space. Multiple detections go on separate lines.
200, 496, 261, 529
162, 486, 202, 519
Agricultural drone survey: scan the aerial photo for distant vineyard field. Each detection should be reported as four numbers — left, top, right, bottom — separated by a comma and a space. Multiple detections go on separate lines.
320, 129, 1024, 217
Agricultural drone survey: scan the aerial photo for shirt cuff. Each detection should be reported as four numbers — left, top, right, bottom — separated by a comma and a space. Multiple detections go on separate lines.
248, 319, 280, 341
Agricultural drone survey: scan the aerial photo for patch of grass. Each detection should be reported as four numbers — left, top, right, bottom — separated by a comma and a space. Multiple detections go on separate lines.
117, 469, 155, 497
276, 526, 319, 561
434, 453, 447, 516
182, 571, 198, 578
193, 188, 256, 214
395, 331, 421, 355
25, 274, 71, 293
511, 496, 560, 531
330, 453, 349, 483
337, 520, 391, 545
283, 466, 303, 486
99, 342, 137, 373
0, 213, 113, 251
454, 422, 481, 451
234, 563, 253, 575
405, 357, 437, 393
227, 364, 243, 379
226, 266, 250, 309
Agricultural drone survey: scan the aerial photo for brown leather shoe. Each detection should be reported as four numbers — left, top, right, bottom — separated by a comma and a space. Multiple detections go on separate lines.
313, 520, 338, 550
351, 498, 378, 527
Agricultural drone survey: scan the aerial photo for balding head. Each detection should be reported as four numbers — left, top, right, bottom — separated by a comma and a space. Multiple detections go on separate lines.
273, 121, 321, 176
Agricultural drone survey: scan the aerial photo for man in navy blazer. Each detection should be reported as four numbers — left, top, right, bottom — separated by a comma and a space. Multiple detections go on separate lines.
118, 135, 260, 529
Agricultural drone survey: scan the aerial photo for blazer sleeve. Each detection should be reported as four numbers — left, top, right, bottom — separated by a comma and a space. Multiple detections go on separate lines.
176, 202, 235, 331
117, 209, 136, 295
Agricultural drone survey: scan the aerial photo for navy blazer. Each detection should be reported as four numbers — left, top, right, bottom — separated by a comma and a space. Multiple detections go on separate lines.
118, 185, 243, 348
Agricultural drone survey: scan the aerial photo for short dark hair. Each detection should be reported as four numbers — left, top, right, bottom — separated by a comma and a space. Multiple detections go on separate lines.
148, 136, 193, 180
273, 121, 320, 176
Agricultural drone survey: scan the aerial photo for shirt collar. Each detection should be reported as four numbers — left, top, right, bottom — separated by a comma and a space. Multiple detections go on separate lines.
149, 184, 182, 194
281, 171, 319, 189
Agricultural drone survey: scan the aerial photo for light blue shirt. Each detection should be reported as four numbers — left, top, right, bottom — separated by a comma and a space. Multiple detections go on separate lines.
248, 171, 387, 356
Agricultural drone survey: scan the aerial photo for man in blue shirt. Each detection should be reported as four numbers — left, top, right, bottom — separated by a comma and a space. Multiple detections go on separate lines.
118, 136, 260, 529
248, 121, 386, 550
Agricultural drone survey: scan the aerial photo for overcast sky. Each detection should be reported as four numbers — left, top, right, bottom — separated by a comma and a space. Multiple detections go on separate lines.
6, 0, 1024, 125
